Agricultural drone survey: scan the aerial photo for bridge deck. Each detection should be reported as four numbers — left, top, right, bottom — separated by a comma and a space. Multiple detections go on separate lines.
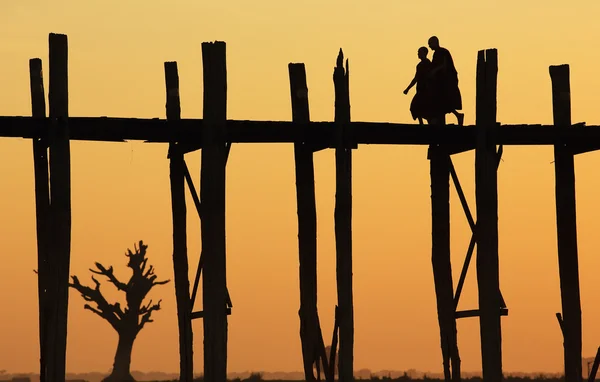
0, 116, 599, 146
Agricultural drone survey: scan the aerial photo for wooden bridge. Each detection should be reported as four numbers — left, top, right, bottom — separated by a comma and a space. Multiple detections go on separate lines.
3, 32, 594, 382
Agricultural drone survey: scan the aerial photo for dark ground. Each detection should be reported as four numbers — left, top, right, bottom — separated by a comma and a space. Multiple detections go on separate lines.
158, 376, 566, 382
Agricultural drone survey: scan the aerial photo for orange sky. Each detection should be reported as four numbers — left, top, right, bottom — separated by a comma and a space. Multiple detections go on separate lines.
2, 0, 600, 376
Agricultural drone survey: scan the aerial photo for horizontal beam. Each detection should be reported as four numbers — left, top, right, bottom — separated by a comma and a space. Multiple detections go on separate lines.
455, 308, 509, 319
1, 117, 600, 146
190, 308, 232, 320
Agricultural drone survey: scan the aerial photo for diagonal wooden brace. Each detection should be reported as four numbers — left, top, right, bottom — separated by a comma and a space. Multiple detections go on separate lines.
453, 145, 506, 311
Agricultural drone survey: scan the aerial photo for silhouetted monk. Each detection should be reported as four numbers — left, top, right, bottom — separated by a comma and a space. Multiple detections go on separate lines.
428, 36, 464, 125
403, 46, 433, 125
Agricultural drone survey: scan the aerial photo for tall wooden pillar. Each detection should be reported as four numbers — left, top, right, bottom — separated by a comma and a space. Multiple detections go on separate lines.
289, 63, 320, 382
333, 49, 354, 382
165, 61, 194, 382
475, 49, 502, 382
47, 32, 72, 382
550, 64, 582, 382
200, 41, 228, 382
29, 58, 51, 382
430, 141, 461, 382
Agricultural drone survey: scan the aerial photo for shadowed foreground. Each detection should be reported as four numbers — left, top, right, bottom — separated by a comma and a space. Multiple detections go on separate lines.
156, 377, 567, 382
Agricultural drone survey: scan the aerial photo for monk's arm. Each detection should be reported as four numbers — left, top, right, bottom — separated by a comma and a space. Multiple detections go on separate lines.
404, 76, 417, 93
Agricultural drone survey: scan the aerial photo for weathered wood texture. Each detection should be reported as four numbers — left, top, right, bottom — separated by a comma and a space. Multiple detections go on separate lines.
29, 57, 50, 382
550, 64, 582, 382
430, 144, 461, 382
475, 49, 502, 382
289, 62, 320, 382
333, 49, 354, 382
47, 33, 72, 382
165, 61, 194, 382
201, 41, 229, 382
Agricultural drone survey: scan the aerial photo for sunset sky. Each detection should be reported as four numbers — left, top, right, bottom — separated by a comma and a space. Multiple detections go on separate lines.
2, 0, 600, 376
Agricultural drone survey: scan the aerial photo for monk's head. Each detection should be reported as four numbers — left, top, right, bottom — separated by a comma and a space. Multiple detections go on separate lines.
428, 36, 440, 50
418, 46, 428, 59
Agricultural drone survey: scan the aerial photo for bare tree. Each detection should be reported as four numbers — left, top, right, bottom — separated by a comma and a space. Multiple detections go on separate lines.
69, 240, 170, 382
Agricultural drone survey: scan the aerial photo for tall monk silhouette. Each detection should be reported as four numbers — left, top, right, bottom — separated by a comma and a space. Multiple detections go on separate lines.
428, 36, 464, 126
403, 46, 433, 125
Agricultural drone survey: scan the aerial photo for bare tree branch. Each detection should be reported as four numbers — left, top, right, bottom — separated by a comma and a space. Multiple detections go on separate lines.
90, 262, 128, 291
70, 240, 170, 340
143, 264, 155, 278
138, 299, 162, 331
84, 303, 104, 316
69, 275, 123, 329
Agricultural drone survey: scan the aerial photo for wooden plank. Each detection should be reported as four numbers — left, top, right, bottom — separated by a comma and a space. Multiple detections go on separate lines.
475, 48, 503, 382
289, 62, 319, 382
455, 309, 508, 319
200, 41, 229, 382
191, 308, 232, 320
550, 63, 583, 382
165, 61, 194, 382
571, 144, 600, 155
447, 143, 475, 155
333, 49, 354, 382
29, 57, 50, 382
430, 142, 460, 382
2, 117, 600, 145
46, 32, 71, 382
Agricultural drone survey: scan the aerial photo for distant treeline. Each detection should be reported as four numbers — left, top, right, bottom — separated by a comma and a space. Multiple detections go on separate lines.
0, 371, 566, 382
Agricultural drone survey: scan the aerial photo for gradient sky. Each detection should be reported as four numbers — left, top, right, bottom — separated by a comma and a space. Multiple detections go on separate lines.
2, 0, 600, 376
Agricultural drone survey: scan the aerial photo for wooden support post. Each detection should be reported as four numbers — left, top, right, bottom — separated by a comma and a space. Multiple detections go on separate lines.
165, 61, 194, 382
46, 33, 71, 382
430, 144, 461, 382
333, 49, 354, 382
587, 347, 600, 382
29, 58, 50, 382
201, 41, 228, 382
550, 64, 582, 382
289, 62, 320, 382
475, 48, 502, 382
